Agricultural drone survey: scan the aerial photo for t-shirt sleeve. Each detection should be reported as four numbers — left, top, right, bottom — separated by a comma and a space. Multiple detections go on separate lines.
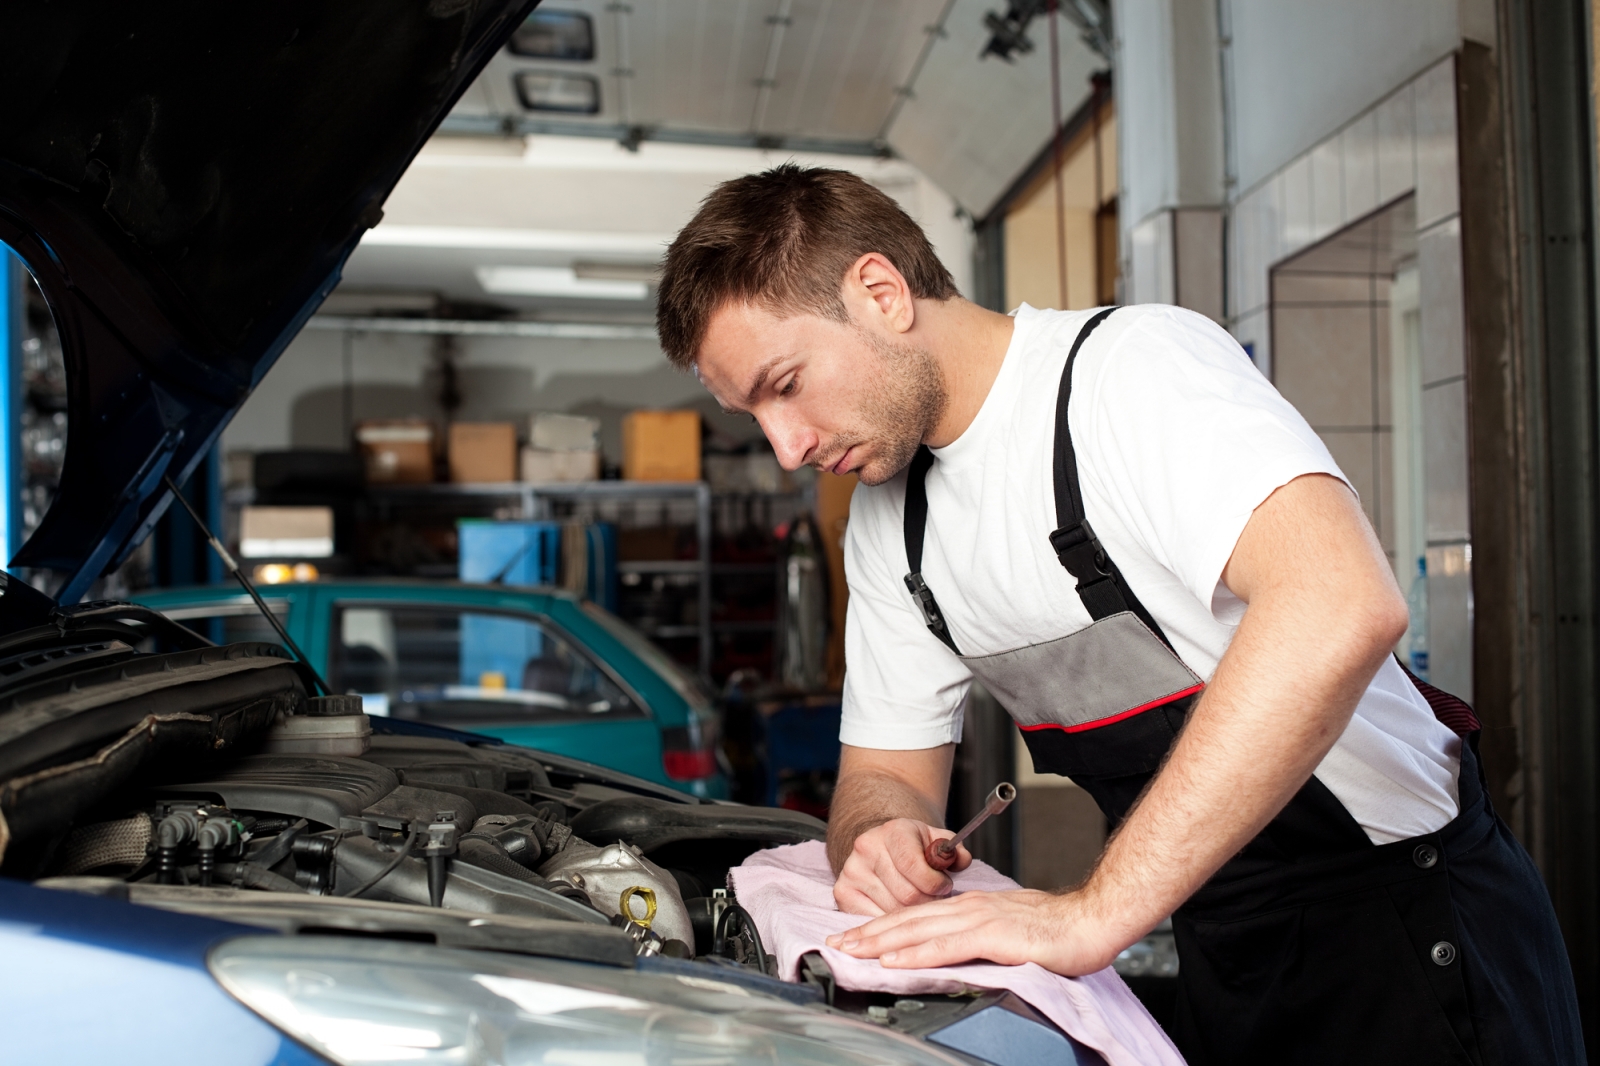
838, 475, 974, 750
1075, 306, 1350, 621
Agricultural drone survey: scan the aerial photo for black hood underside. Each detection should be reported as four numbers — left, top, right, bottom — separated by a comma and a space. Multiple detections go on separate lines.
0, 0, 537, 602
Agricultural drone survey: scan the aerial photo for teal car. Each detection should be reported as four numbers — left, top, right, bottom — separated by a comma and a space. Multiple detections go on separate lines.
133, 579, 727, 798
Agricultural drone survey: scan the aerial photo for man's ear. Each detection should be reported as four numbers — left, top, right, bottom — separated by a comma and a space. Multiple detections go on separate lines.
846, 252, 916, 335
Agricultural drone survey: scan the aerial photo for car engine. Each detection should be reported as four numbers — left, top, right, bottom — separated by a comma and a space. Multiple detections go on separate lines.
28, 701, 817, 971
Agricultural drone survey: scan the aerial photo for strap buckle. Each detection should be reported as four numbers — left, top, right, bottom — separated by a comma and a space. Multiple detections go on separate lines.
904, 571, 957, 652
1048, 520, 1113, 587
904, 572, 945, 629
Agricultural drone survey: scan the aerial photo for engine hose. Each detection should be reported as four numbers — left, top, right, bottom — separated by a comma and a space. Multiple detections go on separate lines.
340, 830, 422, 900
532, 800, 567, 824
712, 902, 769, 975
456, 838, 592, 904
210, 862, 306, 894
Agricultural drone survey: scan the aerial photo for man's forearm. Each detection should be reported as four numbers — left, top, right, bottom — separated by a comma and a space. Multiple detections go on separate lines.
1077, 483, 1409, 951
827, 744, 954, 874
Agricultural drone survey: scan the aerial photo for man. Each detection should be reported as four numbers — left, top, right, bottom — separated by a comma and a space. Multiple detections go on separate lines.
656, 164, 1582, 1064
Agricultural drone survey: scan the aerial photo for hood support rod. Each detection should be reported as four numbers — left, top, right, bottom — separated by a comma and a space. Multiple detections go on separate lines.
162, 475, 331, 696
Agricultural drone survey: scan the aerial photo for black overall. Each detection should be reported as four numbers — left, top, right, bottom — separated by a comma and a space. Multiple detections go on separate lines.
902, 308, 1584, 1064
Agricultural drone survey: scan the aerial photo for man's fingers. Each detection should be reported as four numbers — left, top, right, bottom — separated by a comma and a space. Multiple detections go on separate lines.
881, 931, 991, 969
874, 847, 950, 906
835, 851, 935, 915
833, 912, 994, 965
826, 894, 973, 948
895, 832, 957, 896
831, 884, 886, 918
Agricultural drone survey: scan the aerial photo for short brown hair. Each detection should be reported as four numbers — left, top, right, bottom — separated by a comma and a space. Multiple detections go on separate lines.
655, 164, 959, 368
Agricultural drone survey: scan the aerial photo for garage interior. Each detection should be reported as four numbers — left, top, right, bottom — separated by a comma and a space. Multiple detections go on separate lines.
2, 0, 1599, 1052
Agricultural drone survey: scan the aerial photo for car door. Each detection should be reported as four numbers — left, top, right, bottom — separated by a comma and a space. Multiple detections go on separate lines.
324, 600, 667, 784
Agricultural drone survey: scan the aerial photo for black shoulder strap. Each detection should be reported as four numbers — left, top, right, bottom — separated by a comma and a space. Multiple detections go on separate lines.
1047, 308, 1176, 649
902, 307, 1173, 656
903, 444, 959, 653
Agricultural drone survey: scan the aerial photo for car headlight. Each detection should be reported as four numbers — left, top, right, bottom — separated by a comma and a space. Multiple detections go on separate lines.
211, 936, 970, 1066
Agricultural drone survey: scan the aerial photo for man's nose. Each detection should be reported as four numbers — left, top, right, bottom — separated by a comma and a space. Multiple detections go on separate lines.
759, 411, 815, 471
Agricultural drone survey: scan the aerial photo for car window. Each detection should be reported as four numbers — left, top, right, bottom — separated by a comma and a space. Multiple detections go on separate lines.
579, 600, 714, 711
150, 601, 290, 649
328, 604, 641, 724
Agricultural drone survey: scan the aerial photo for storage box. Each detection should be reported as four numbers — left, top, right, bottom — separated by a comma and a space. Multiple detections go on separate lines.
521, 446, 600, 483
240, 506, 334, 559
530, 412, 601, 452
356, 420, 434, 484
458, 520, 562, 587
622, 410, 701, 482
449, 422, 518, 483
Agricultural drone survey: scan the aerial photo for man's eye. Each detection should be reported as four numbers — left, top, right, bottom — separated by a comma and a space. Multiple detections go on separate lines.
779, 377, 796, 396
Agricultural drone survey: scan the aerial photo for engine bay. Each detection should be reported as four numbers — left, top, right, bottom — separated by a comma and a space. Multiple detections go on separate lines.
35, 723, 821, 972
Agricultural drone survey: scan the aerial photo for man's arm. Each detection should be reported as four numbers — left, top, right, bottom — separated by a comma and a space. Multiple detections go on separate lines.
827, 473, 1411, 972
828, 742, 972, 916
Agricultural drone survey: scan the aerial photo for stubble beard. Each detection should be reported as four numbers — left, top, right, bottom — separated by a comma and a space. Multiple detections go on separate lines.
832, 332, 948, 487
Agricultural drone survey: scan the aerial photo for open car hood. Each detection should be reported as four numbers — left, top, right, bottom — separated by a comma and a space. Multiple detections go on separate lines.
0, 1, 538, 603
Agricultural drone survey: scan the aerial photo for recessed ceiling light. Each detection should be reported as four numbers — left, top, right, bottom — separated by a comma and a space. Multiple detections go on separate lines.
514, 71, 601, 114
475, 266, 648, 300
510, 11, 596, 61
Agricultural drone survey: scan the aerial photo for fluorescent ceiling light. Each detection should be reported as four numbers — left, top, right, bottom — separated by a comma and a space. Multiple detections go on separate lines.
360, 227, 672, 255
476, 266, 648, 300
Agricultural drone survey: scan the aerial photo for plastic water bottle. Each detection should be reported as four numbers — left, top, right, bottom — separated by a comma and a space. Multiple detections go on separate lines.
1407, 556, 1429, 681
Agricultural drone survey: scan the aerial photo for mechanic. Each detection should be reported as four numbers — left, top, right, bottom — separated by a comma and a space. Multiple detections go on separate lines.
654, 164, 1583, 1064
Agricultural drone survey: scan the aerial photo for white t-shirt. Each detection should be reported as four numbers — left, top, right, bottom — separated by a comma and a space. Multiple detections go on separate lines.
841, 304, 1461, 845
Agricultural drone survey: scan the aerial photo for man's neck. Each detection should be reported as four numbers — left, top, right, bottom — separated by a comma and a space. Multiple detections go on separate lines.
915, 297, 1016, 448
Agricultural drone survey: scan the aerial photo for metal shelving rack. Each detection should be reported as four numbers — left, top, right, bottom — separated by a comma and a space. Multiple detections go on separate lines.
365, 480, 715, 678
228, 476, 810, 683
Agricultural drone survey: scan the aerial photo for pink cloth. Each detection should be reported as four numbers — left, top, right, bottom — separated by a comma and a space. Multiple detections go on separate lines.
729, 841, 1185, 1066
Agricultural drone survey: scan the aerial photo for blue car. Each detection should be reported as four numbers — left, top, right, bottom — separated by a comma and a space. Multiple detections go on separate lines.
0, 5, 1116, 1064
133, 579, 727, 797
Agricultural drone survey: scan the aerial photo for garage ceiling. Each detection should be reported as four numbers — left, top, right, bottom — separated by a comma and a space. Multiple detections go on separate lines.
447, 0, 1107, 218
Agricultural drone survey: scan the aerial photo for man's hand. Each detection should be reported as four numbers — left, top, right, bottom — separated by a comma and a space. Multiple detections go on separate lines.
833, 817, 971, 916
825, 889, 1122, 975
826, 743, 961, 913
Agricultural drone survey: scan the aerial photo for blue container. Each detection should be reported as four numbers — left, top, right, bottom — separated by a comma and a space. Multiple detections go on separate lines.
584, 522, 618, 612
458, 520, 562, 587
762, 701, 842, 806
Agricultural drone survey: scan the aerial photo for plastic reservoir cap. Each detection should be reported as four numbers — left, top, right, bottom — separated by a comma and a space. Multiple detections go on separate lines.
304, 695, 364, 717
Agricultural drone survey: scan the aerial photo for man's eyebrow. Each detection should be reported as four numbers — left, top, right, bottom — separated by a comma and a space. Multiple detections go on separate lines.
741, 356, 786, 410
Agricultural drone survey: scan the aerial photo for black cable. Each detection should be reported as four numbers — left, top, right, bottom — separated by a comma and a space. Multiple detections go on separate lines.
713, 902, 769, 975
161, 474, 330, 695
340, 830, 421, 900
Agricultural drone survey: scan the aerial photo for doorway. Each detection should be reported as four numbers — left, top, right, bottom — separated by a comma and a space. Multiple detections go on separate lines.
1270, 194, 1472, 699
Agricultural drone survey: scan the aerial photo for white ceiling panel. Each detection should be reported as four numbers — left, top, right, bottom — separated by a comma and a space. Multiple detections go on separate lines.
622, 0, 771, 130
885, 0, 1103, 216
442, 1, 1106, 215
761, 0, 946, 139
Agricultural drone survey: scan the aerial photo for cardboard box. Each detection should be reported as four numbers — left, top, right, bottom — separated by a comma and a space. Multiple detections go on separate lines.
356, 420, 434, 484
521, 447, 601, 483
530, 412, 601, 452
622, 410, 701, 482
240, 506, 334, 559
449, 422, 518, 483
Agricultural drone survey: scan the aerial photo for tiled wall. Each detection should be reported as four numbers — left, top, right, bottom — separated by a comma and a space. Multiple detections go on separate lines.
1272, 268, 1397, 560
1230, 56, 1473, 700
